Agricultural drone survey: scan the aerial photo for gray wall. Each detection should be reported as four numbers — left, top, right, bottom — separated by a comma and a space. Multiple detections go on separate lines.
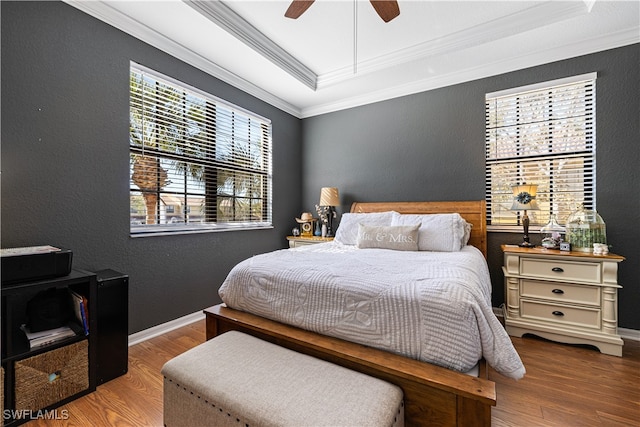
1, 1, 302, 333
302, 44, 640, 330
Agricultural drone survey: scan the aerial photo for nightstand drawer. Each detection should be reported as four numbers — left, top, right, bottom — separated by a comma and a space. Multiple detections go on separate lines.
287, 236, 334, 248
290, 240, 316, 247
521, 280, 600, 306
520, 258, 600, 283
521, 300, 600, 329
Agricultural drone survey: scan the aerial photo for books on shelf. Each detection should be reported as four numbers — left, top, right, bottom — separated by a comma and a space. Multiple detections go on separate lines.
19, 289, 89, 349
20, 324, 76, 349
69, 289, 89, 335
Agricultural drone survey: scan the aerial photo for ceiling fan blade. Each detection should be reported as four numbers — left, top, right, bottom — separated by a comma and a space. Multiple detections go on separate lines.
285, 0, 315, 19
369, 0, 400, 22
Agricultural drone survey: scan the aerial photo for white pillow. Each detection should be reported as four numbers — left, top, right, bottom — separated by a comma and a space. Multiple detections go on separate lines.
356, 224, 420, 251
334, 211, 397, 245
391, 213, 468, 252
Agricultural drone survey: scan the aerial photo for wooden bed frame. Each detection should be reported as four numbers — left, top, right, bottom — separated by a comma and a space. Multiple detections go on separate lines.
204, 201, 495, 427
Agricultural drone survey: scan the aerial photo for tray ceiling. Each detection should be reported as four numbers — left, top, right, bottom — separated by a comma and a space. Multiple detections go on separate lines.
65, 0, 639, 117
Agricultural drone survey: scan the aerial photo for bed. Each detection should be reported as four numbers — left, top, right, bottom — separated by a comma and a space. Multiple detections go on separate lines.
204, 200, 523, 426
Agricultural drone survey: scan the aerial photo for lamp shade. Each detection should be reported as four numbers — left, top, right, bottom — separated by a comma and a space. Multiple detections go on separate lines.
510, 183, 540, 210
319, 187, 340, 206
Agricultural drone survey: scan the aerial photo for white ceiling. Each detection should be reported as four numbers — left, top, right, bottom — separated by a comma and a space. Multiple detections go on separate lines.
66, 0, 639, 118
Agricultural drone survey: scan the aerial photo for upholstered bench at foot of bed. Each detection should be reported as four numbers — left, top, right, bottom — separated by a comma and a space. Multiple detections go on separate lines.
161, 330, 404, 427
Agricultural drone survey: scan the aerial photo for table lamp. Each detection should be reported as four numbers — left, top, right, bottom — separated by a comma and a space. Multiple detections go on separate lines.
511, 183, 539, 247
319, 187, 340, 237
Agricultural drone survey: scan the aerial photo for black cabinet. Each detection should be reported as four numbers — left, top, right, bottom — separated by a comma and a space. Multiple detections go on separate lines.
1, 270, 97, 426
1, 268, 129, 425
95, 269, 128, 385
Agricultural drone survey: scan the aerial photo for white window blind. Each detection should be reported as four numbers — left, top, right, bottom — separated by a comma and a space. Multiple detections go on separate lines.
485, 73, 596, 227
129, 63, 272, 235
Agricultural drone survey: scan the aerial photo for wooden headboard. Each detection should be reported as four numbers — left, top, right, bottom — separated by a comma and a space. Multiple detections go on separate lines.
350, 200, 487, 258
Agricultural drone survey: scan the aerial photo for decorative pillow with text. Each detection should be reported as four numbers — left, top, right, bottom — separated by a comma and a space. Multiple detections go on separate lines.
356, 224, 420, 251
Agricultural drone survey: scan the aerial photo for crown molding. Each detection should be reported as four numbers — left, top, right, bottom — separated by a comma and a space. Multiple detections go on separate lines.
301, 26, 639, 118
184, 0, 317, 91
62, 0, 303, 118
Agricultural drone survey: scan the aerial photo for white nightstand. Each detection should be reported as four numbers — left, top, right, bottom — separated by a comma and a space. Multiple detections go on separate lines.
502, 245, 625, 356
286, 236, 334, 248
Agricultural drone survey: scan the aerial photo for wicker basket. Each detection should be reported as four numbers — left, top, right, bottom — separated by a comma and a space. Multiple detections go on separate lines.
15, 340, 88, 412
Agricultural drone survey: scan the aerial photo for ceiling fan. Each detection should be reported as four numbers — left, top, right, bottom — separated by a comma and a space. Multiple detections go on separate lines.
285, 0, 400, 23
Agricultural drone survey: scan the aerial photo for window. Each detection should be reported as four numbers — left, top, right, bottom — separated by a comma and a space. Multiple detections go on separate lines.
485, 73, 596, 228
129, 63, 272, 236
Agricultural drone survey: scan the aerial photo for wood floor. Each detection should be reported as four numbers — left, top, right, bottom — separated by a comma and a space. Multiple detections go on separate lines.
26, 320, 639, 427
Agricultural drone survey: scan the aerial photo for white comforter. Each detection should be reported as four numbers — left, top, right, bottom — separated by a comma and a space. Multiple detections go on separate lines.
219, 242, 525, 379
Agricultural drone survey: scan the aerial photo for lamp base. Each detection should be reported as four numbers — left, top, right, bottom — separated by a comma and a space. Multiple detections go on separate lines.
518, 241, 536, 248
326, 207, 336, 237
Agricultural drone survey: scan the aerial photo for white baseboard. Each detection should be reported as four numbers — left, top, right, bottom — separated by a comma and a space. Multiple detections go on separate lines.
128, 310, 205, 346
492, 306, 640, 342
619, 328, 640, 341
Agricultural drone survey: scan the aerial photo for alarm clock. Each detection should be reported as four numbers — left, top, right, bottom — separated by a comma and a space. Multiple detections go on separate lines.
301, 221, 313, 236
559, 242, 571, 252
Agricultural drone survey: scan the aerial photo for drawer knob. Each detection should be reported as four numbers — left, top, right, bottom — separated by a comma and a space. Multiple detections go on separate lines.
552, 311, 565, 317
551, 267, 564, 273
552, 289, 565, 294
